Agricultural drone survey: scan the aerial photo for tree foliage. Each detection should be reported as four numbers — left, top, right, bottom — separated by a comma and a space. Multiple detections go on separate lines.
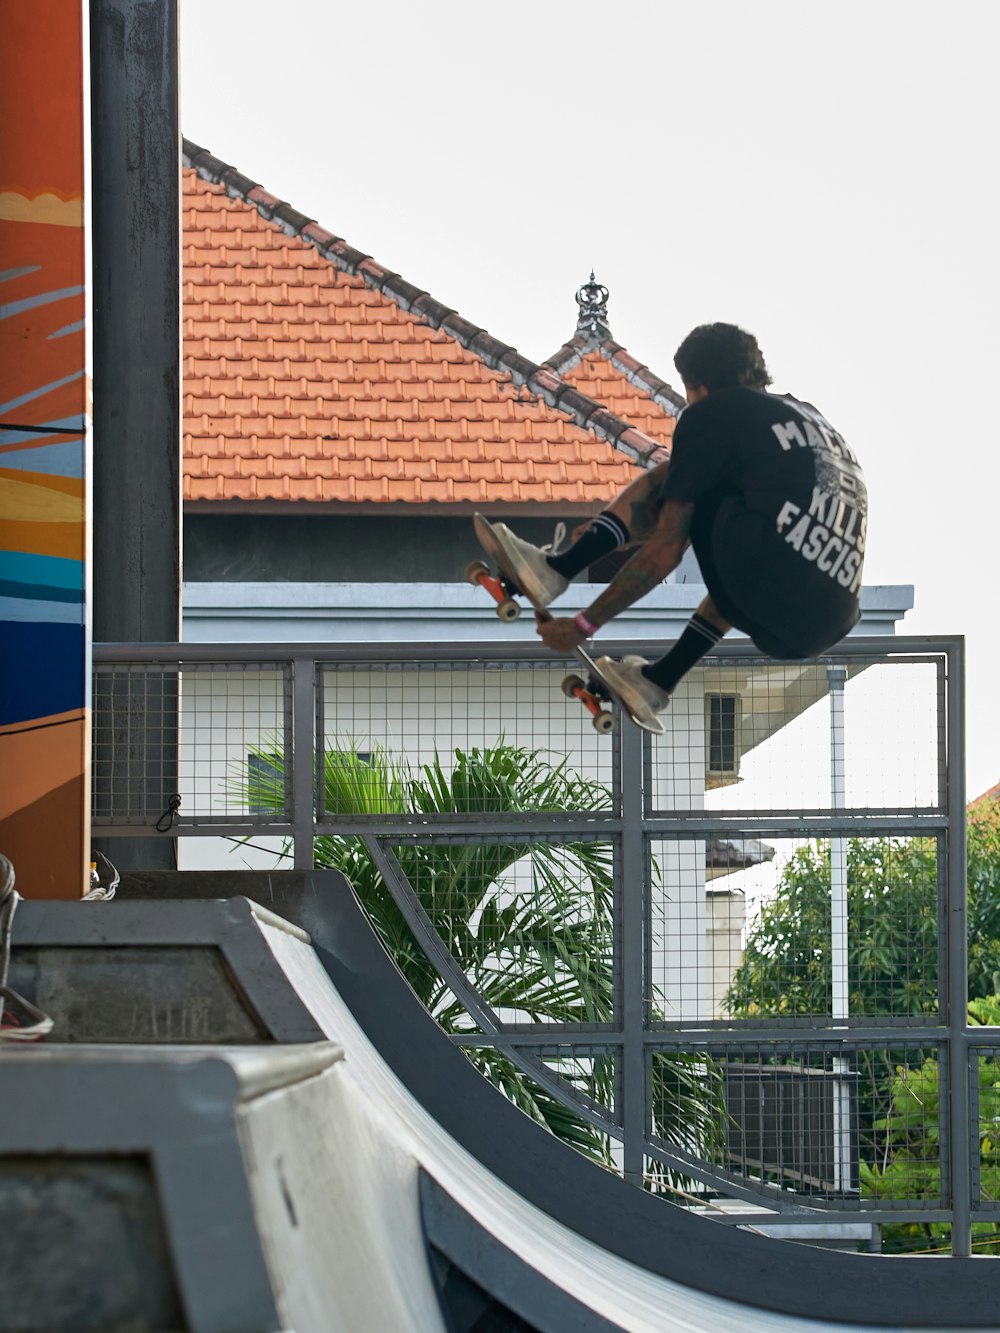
726, 798, 1000, 1019
967, 797, 1000, 1000
861, 994, 1000, 1254
725, 838, 938, 1020
724, 798, 1000, 1252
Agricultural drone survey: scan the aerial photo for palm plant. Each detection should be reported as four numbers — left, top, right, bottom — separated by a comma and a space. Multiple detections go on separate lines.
236, 738, 723, 1173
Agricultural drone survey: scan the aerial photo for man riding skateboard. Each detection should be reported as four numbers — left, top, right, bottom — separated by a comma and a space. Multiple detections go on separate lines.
486, 322, 868, 732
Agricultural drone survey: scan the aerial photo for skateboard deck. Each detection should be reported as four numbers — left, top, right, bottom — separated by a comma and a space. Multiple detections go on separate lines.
468, 513, 664, 735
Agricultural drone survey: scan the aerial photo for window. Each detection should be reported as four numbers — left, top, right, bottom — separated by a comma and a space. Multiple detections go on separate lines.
706, 693, 740, 781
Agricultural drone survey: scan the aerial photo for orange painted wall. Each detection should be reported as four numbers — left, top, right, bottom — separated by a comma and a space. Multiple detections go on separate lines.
0, 1, 91, 898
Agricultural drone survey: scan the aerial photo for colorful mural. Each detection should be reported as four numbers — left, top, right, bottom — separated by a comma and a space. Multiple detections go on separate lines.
0, 2, 90, 897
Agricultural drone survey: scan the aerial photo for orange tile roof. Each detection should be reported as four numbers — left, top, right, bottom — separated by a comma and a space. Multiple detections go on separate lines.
969, 779, 1000, 809
182, 142, 677, 509
560, 350, 681, 442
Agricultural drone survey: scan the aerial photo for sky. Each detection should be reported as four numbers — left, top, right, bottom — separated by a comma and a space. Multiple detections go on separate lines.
181, 0, 999, 799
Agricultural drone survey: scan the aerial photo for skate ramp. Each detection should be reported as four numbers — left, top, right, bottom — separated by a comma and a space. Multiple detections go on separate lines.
4, 874, 998, 1332
255, 881, 1000, 1332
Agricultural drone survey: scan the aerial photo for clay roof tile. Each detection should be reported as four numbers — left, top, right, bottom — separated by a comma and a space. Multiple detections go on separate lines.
181, 142, 677, 508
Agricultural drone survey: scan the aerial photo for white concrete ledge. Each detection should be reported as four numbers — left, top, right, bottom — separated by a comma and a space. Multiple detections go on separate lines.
183, 581, 914, 643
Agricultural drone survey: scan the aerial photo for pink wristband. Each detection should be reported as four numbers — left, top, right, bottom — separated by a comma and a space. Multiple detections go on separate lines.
574, 610, 599, 636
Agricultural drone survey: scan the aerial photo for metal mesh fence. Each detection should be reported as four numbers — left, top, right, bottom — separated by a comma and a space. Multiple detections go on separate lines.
652, 835, 944, 1027
647, 1039, 945, 1206
649, 654, 944, 816
317, 660, 616, 818
330, 832, 617, 1025
92, 660, 291, 826
91, 636, 980, 1249
92, 664, 180, 823
972, 1046, 1000, 1217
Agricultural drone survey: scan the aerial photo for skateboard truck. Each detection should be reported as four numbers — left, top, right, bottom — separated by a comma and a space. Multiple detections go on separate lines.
465, 559, 521, 623
465, 558, 617, 733
561, 672, 616, 733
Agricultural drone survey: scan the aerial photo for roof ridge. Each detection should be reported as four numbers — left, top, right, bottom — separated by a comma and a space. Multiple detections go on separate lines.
541, 275, 686, 416
542, 332, 591, 379
598, 339, 687, 414
182, 139, 669, 470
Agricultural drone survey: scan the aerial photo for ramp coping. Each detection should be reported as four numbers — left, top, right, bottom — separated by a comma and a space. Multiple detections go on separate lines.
0, 1041, 344, 1101
248, 899, 311, 943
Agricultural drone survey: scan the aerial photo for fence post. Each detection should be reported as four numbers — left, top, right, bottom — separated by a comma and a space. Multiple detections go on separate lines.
946, 640, 971, 1256
291, 656, 315, 870
827, 666, 853, 1192
621, 719, 646, 1187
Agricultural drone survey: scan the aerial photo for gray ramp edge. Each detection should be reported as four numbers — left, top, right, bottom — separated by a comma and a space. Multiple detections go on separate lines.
0, 1042, 342, 1333
122, 870, 1000, 1328
11, 896, 325, 1043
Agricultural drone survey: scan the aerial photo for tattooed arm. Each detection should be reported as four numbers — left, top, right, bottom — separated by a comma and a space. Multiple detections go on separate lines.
535, 499, 694, 652
588, 498, 693, 624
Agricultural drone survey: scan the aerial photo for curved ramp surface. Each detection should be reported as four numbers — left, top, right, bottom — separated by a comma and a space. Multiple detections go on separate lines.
229, 872, 998, 1333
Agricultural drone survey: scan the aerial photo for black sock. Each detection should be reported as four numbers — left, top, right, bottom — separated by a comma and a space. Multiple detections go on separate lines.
546, 512, 630, 579
642, 614, 724, 694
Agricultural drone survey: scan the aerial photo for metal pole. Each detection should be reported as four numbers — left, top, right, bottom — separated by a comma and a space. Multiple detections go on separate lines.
828, 667, 849, 1021
291, 658, 315, 870
827, 666, 852, 1193
90, 0, 181, 871
946, 640, 971, 1255
621, 719, 646, 1187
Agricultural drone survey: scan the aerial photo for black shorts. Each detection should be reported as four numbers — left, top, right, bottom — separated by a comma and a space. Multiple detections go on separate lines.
689, 496, 815, 660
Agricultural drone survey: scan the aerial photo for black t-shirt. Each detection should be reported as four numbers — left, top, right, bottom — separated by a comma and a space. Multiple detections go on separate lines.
660, 388, 868, 655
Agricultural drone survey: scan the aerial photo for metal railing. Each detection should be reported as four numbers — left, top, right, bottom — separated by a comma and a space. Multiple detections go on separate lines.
92, 634, 988, 1253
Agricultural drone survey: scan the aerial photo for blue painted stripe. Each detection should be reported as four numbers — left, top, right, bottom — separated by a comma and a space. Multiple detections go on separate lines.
47, 320, 85, 340
0, 552, 82, 589
0, 266, 42, 284
0, 285, 85, 321
0, 438, 85, 478
0, 621, 85, 724
0, 371, 84, 418
0, 596, 84, 625
0, 580, 82, 604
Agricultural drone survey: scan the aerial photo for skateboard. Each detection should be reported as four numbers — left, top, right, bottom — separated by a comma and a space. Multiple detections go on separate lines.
467, 513, 664, 735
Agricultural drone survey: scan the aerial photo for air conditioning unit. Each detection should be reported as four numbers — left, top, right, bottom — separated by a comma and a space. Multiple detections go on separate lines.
722, 1058, 860, 1197
705, 693, 741, 785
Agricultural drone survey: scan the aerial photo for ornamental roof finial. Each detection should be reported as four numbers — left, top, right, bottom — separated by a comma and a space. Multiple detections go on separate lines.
575, 271, 610, 335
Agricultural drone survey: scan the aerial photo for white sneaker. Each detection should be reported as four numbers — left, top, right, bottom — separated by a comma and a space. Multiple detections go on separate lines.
593, 656, 671, 734
490, 522, 570, 608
